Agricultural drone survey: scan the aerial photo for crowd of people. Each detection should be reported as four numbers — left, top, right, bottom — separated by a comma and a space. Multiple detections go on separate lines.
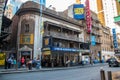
5, 57, 41, 70
5, 57, 16, 69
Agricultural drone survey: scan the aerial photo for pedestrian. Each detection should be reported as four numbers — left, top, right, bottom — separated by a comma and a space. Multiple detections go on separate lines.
13, 58, 16, 68
21, 57, 25, 67
4, 57, 8, 69
36, 58, 40, 69
11, 58, 14, 68
7, 57, 12, 69
66, 59, 70, 67
32, 57, 37, 68
28, 59, 32, 70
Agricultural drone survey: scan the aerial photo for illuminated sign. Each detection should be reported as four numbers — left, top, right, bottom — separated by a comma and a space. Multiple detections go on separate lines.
112, 28, 118, 49
43, 51, 51, 55
85, 0, 92, 33
42, 47, 80, 52
52, 47, 80, 52
42, 48, 50, 51
73, 4, 84, 20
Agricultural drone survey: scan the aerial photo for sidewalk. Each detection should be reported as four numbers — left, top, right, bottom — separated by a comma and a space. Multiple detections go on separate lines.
0, 63, 108, 74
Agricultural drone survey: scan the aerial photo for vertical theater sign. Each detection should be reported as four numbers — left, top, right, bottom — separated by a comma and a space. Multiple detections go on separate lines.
85, 0, 92, 33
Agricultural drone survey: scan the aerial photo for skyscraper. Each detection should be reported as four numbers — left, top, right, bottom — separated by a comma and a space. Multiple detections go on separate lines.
114, 0, 120, 26
80, 0, 120, 33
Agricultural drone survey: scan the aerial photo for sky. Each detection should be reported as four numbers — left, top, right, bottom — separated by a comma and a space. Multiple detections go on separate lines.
8, 0, 76, 11
46, 0, 75, 11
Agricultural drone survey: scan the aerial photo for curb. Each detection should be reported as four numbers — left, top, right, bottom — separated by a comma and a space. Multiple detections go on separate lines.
0, 63, 107, 74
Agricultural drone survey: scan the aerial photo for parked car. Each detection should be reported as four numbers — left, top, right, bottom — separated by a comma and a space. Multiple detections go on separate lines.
106, 57, 120, 67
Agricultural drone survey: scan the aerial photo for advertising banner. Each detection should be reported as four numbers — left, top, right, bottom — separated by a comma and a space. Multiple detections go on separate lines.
112, 28, 118, 48
91, 36, 96, 46
40, 0, 46, 6
0, 53, 5, 66
85, 0, 92, 33
73, 4, 85, 20
52, 47, 80, 52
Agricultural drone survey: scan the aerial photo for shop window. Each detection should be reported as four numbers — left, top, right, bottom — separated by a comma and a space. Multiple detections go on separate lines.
53, 42, 60, 47
70, 43, 74, 48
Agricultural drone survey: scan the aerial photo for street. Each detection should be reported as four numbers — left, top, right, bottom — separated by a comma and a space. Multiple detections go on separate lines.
1, 65, 120, 80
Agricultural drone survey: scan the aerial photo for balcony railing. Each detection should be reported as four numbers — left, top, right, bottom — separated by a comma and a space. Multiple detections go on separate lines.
91, 31, 102, 36
96, 39, 102, 44
44, 31, 84, 42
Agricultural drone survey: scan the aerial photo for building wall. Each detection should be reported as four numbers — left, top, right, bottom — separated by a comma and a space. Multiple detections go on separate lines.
116, 0, 120, 15
9, 15, 19, 50
14, 1, 85, 60
100, 26, 114, 60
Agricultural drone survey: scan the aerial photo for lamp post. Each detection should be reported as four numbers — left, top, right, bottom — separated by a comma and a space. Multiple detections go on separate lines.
38, 0, 43, 69
38, 0, 52, 69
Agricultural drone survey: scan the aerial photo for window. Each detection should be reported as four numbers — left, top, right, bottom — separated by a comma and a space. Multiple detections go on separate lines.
25, 24, 29, 32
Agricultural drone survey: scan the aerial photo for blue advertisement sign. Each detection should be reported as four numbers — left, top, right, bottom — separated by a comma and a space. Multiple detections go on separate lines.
40, 0, 46, 6
73, 4, 85, 20
112, 28, 118, 48
51, 47, 80, 52
42, 47, 80, 52
91, 36, 96, 46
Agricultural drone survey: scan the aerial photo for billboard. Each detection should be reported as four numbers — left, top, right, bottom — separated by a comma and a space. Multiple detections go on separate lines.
73, 4, 85, 20
112, 28, 118, 48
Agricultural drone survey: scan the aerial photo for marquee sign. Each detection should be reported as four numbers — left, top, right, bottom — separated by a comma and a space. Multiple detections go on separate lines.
85, 0, 92, 33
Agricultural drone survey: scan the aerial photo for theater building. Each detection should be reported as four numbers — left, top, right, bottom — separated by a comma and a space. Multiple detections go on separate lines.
10, 1, 87, 67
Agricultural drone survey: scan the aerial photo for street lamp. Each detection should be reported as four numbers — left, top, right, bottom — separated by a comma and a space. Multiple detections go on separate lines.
38, 0, 52, 69
38, 0, 43, 69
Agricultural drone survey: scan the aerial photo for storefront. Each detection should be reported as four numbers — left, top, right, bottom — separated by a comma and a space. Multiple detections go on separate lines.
42, 47, 80, 67
19, 45, 32, 60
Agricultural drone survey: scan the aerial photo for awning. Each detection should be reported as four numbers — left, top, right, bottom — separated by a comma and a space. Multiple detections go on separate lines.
19, 45, 32, 51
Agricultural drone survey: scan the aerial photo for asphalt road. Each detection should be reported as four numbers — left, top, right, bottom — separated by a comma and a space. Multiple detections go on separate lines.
1, 65, 120, 80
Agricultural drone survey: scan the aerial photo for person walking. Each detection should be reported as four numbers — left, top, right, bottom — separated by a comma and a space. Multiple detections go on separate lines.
13, 58, 16, 68
4, 57, 8, 69
21, 57, 25, 67
7, 57, 12, 69
28, 59, 32, 70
